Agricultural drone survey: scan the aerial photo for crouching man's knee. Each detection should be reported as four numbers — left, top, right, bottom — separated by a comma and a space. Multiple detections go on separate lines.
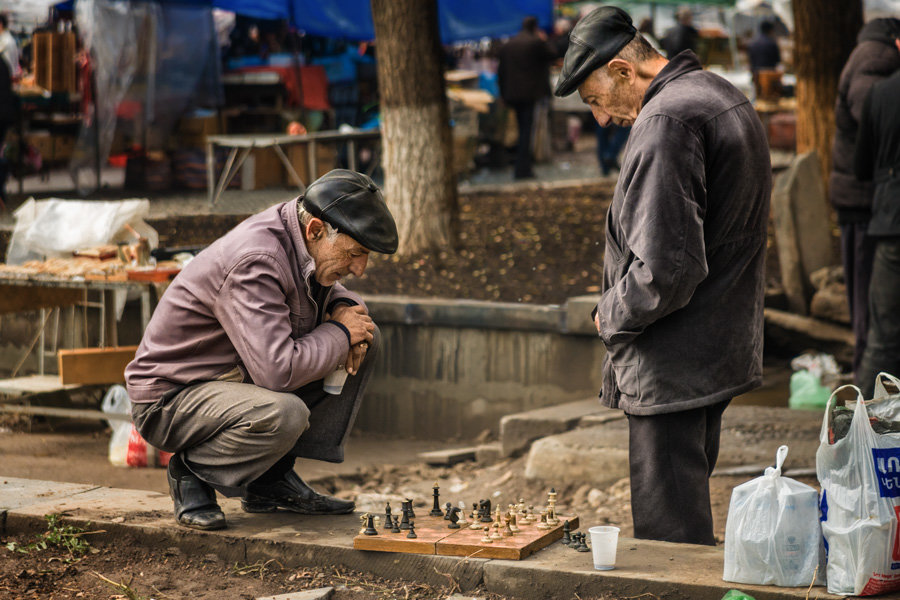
260, 392, 310, 452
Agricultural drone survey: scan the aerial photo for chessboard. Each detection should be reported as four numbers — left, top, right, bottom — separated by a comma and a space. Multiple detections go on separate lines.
353, 512, 579, 560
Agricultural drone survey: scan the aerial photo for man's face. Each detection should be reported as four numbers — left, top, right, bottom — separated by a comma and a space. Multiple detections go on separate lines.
578, 66, 643, 128
310, 231, 370, 286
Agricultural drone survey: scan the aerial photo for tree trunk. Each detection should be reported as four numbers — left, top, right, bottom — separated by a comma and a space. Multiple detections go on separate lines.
792, 0, 863, 181
371, 0, 458, 256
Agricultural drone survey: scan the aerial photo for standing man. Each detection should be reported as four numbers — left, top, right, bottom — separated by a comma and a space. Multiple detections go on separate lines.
854, 40, 900, 396
829, 18, 900, 386
555, 6, 771, 545
660, 6, 699, 59
125, 170, 398, 531
0, 15, 18, 79
497, 16, 556, 180
746, 20, 781, 97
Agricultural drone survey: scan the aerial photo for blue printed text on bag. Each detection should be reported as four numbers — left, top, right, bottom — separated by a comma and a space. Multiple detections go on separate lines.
872, 448, 900, 498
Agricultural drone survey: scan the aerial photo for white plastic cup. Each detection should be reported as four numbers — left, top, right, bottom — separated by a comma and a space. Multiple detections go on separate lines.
589, 526, 620, 570
323, 365, 349, 394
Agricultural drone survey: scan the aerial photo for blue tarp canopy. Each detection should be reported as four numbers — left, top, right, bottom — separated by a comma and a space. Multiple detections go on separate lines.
216, 0, 553, 43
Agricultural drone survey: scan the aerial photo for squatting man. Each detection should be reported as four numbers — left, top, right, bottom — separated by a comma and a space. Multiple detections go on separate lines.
555, 6, 771, 544
125, 169, 398, 530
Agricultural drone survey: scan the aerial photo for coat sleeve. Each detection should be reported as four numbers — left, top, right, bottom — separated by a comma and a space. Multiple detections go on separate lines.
213, 252, 349, 392
597, 114, 709, 346
854, 86, 876, 182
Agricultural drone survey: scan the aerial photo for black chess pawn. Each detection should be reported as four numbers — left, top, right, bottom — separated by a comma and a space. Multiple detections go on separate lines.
561, 520, 572, 546
391, 514, 402, 533
571, 533, 583, 550
364, 513, 378, 536
576, 533, 590, 552
444, 502, 453, 520
447, 506, 461, 529
407, 520, 417, 539
430, 482, 443, 517
399, 501, 411, 530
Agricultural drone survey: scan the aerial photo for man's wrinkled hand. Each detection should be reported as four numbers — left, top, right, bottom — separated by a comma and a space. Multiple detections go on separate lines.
346, 342, 368, 375
331, 304, 375, 346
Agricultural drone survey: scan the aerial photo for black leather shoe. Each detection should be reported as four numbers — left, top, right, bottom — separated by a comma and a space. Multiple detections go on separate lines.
241, 470, 354, 515
167, 454, 227, 530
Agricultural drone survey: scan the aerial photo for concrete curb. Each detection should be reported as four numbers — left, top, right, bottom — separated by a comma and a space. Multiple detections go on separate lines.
0, 477, 848, 600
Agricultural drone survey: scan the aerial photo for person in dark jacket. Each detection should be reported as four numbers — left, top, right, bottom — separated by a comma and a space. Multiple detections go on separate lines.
555, 6, 771, 545
0, 56, 15, 209
854, 47, 900, 396
497, 16, 555, 179
126, 170, 398, 531
660, 6, 699, 59
830, 18, 900, 383
747, 20, 781, 75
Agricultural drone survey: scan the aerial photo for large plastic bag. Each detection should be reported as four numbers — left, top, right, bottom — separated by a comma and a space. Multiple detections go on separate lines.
817, 374, 900, 596
6, 198, 157, 264
100, 385, 133, 467
724, 445, 824, 587
789, 352, 840, 410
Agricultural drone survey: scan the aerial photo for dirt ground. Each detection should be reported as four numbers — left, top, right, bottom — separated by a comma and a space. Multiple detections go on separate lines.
0, 416, 814, 599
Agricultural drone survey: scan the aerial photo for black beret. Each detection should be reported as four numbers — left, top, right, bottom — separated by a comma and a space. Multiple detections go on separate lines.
301, 169, 399, 254
554, 6, 637, 97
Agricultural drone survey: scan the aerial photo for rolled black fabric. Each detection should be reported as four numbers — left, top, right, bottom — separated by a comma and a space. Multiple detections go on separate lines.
301, 169, 399, 254
554, 6, 637, 97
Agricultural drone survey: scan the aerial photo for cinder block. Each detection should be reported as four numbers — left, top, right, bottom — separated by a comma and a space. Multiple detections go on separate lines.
499, 399, 602, 457
255, 587, 334, 600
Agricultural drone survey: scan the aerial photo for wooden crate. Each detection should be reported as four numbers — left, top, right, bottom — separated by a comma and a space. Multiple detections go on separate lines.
33, 32, 77, 94
58, 346, 138, 385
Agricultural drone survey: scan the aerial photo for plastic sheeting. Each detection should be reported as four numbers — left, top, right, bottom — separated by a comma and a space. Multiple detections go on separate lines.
71, 0, 222, 191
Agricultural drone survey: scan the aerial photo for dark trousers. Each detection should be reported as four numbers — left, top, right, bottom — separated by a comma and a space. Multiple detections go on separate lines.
858, 239, 900, 397
840, 222, 876, 379
509, 101, 535, 179
627, 399, 730, 545
595, 123, 630, 175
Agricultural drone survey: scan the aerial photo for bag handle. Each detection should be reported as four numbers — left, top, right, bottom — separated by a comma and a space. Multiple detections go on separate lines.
820, 384, 865, 443
765, 444, 789, 477
874, 372, 900, 400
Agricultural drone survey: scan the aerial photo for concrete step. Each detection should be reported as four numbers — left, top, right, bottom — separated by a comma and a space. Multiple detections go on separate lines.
499, 399, 621, 458
0, 476, 845, 600
256, 588, 334, 600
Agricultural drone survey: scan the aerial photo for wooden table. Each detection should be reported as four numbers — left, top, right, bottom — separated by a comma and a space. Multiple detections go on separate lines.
205, 129, 382, 205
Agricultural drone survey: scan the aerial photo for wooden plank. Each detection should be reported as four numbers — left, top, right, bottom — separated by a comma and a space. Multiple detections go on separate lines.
0, 403, 130, 422
57, 346, 138, 385
0, 375, 81, 397
0, 285, 83, 315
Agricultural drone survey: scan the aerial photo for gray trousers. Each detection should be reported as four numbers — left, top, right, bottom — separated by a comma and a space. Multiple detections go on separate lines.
133, 327, 380, 496
626, 398, 730, 545
859, 240, 900, 397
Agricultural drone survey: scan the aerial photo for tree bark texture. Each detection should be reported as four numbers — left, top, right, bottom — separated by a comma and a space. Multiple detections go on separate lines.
792, 0, 863, 181
371, 0, 458, 256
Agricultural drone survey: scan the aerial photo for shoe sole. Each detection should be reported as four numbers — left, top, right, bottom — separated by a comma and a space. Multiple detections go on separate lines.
241, 501, 354, 515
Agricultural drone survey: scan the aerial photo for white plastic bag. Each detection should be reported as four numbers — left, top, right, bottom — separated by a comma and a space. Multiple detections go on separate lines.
724, 445, 824, 587
817, 374, 900, 596
101, 385, 133, 467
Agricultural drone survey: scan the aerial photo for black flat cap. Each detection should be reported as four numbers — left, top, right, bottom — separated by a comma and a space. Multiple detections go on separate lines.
554, 6, 637, 97
301, 169, 399, 254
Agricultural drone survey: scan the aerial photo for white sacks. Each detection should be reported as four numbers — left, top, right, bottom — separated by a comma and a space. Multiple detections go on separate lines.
817, 374, 900, 596
724, 445, 824, 587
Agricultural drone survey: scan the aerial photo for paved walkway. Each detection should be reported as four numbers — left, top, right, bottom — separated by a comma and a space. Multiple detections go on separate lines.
1, 476, 851, 600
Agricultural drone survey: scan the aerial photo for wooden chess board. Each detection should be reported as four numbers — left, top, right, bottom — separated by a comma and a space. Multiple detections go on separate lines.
353, 514, 579, 560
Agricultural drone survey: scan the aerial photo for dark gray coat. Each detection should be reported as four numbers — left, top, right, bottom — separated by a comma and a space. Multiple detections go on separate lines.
597, 52, 771, 416
856, 69, 900, 237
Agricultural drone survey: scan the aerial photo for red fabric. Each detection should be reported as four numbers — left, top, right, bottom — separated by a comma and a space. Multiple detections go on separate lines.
232, 65, 331, 111
125, 425, 149, 467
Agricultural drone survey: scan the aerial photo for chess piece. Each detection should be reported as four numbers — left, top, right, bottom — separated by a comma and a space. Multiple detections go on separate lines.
457, 502, 468, 526
547, 506, 559, 527
517, 498, 527, 516
407, 520, 417, 539
430, 481, 443, 517
561, 520, 572, 546
571, 533, 583, 550
502, 517, 514, 537
384, 503, 394, 530
406, 498, 416, 518
508, 511, 519, 533
576, 533, 591, 552
537, 511, 552, 530
399, 501, 411, 530
448, 506, 461, 529
359, 514, 368, 535
481, 527, 493, 544
490, 521, 502, 540
391, 515, 401, 533
444, 502, 453, 520
469, 503, 482, 530
526, 506, 536, 524
493, 507, 502, 528
364, 513, 378, 536
480, 499, 493, 523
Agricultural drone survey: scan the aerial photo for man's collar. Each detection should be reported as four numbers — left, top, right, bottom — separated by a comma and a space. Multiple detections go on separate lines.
283, 198, 317, 282
642, 50, 702, 107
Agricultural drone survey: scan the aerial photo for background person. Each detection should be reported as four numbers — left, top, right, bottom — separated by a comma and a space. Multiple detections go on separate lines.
125, 170, 398, 531
829, 18, 900, 385
660, 6, 698, 59
555, 5, 771, 545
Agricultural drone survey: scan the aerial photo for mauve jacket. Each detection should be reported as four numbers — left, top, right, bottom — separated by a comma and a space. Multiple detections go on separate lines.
597, 52, 771, 416
125, 199, 362, 403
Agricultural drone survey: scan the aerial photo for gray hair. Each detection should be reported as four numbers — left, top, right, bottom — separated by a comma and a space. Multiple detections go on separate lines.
615, 33, 662, 64
297, 204, 340, 242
